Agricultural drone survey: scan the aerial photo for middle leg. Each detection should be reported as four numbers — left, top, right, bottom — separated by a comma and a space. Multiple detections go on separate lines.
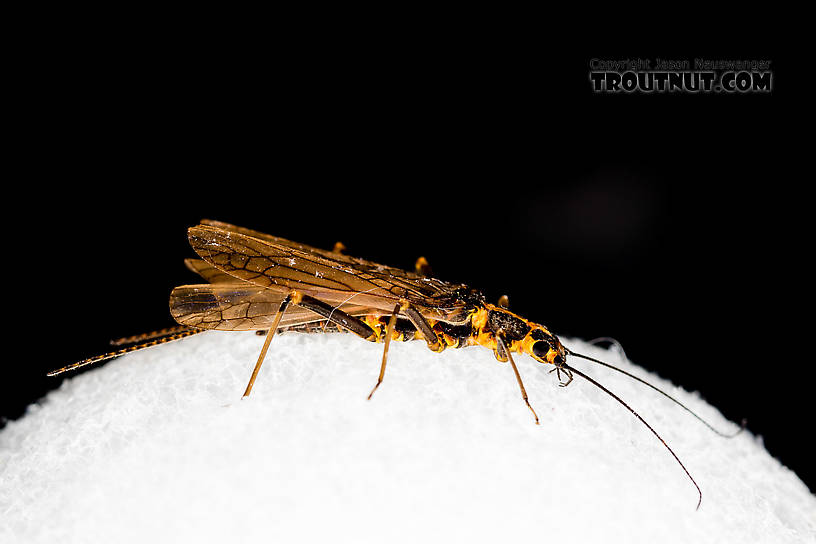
366, 300, 443, 399
243, 291, 378, 397
367, 302, 404, 400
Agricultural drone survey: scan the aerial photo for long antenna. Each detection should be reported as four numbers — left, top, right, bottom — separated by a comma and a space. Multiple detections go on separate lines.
564, 362, 703, 510
566, 348, 746, 438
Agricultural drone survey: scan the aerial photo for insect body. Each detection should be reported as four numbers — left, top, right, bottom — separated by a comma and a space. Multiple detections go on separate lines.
50, 220, 743, 509
171, 221, 571, 419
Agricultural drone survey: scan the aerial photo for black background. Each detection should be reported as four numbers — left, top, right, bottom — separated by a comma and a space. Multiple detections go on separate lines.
8, 30, 807, 492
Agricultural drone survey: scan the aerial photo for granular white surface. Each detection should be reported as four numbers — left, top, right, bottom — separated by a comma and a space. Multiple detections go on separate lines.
1, 332, 814, 543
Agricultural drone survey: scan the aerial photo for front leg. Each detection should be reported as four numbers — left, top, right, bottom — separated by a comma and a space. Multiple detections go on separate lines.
496, 330, 540, 425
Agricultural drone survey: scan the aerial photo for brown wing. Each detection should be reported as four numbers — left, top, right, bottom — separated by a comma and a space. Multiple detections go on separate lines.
200, 220, 360, 264
169, 284, 377, 331
184, 258, 237, 284
187, 222, 472, 323
200, 220, 442, 282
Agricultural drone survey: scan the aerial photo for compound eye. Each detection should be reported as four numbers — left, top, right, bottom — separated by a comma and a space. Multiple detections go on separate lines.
532, 341, 549, 359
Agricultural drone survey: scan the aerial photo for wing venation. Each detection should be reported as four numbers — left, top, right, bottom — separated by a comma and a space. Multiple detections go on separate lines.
170, 284, 378, 331
187, 221, 474, 322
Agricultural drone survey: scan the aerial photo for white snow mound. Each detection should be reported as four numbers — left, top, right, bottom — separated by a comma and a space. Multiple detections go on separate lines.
1, 332, 814, 543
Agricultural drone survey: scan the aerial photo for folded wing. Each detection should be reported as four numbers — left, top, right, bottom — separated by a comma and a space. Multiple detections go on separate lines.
169, 284, 376, 331
187, 222, 470, 322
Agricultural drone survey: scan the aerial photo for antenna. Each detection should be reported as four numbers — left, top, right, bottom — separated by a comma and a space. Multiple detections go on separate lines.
564, 362, 703, 510
566, 348, 746, 438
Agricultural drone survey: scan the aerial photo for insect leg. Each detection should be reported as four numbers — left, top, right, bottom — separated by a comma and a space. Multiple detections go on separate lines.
243, 294, 293, 397
401, 305, 442, 352
367, 303, 404, 400
496, 331, 540, 425
414, 256, 432, 276
293, 294, 377, 340
290, 296, 434, 399
244, 292, 382, 397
